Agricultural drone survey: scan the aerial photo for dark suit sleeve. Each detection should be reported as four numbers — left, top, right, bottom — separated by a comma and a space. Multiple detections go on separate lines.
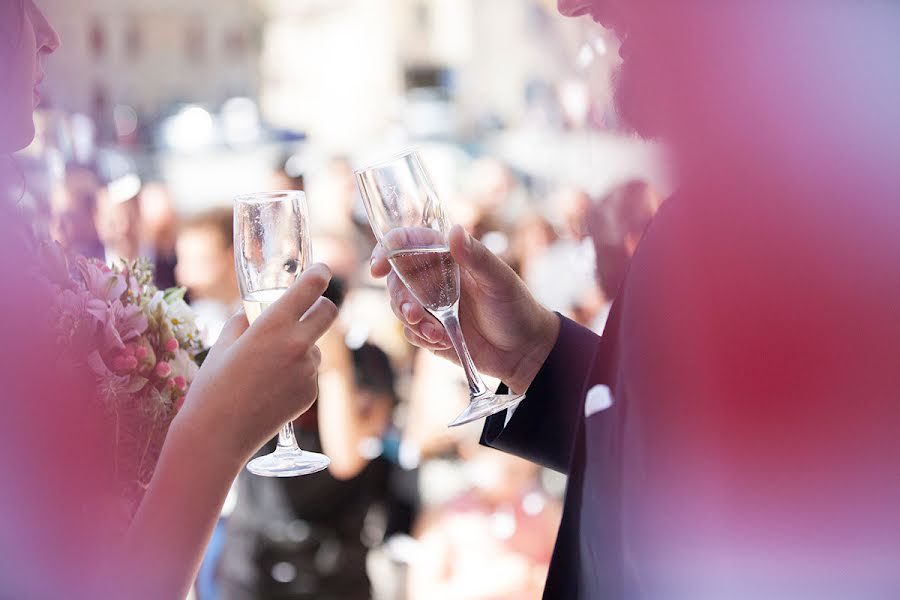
480, 314, 602, 474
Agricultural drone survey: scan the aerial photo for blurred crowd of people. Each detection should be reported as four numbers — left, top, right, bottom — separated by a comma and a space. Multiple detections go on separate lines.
26, 111, 660, 600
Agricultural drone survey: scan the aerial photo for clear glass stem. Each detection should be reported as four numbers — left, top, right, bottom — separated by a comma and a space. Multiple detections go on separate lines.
436, 306, 488, 398
277, 422, 300, 451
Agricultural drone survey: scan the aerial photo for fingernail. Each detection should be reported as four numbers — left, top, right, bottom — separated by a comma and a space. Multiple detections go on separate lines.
423, 323, 443, 342
463, 230, 473, 251
401, 303, 413, 321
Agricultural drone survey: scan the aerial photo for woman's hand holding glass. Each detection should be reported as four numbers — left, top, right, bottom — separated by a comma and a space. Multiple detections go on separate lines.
175, 264, 337, 465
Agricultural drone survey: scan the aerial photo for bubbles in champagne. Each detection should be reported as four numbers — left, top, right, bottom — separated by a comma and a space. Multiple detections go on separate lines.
388, 246, 460, 313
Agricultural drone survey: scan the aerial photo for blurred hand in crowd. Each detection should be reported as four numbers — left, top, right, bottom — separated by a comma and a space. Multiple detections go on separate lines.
370, 225, 559, 395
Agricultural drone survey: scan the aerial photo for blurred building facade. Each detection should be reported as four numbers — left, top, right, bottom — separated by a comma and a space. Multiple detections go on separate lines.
39, 0, 261, 132
30, 0, 660, 212
258, 0, 599, 150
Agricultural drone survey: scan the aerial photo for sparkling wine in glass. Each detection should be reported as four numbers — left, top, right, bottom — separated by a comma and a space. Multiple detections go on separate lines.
356, 150, 525, 427
234, 190, 331, 476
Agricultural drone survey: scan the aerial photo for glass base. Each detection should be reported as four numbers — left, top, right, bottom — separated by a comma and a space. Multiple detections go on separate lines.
448, 392, 525, 428
246, 445, 331, 477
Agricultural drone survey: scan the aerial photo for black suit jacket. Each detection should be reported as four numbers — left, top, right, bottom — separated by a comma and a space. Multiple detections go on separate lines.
483, 187, 900, 599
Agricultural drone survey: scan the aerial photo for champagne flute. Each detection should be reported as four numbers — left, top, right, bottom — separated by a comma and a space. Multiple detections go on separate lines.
234, 190, 331, 477
355, 149, 525, 427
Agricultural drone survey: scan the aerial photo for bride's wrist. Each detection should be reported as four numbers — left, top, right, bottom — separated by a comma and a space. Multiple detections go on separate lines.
170, 412, 244, 462
170, 392, 254, 469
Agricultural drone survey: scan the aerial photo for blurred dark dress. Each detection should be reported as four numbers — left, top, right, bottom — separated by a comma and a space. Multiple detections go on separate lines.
216, 343, 395, 600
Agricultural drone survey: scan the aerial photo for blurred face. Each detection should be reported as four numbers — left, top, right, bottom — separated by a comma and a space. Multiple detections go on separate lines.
0, 1, 59, 153
559, 1, 852, 176
558, 0, 689, 140
50, 176, 99, 253
138, 183, 177, 251
175, 226, 235, 300
557, 188, 591, 239
95, 192, 141, 258
312, 234, 358, 282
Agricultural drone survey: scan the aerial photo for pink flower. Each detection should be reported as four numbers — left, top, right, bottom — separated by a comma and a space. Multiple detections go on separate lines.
112, 354, 139, 373
134, 345, 148, 360
169, 348, 199, 386
55, 288, 90, 332
76, 258, 127, 303
100, 300, 149, 352
164, 338, 179, 353
175, 396, 186, 412
125, 273, 142, 298
173, 376, 187, 391
88, 351, 132, 404
155, 361, 172, 378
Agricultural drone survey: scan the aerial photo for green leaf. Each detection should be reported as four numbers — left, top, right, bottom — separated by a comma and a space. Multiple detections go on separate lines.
163, 287, 187, 303
194, 348, 210, 367
126, 376, 149, 394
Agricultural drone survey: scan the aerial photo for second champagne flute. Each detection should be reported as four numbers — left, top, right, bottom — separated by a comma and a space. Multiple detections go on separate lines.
355, 149, 525, 427
234, 190, 331, 477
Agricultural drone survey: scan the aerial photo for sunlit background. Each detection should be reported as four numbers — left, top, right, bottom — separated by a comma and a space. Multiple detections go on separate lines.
18, 1, 664, 599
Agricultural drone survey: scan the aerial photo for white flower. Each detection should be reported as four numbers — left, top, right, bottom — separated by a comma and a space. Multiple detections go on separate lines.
166, 298, 199, 346
148, 291, 200, 348
146, 385, 173, 418
147, 290, 166, 315
170, 347, 199, 384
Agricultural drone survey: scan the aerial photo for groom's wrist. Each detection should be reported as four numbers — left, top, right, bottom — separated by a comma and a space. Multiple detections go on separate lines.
506, 309, 560, 395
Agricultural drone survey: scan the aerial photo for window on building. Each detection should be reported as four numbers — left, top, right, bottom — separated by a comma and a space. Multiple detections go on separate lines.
405, 65, 450, 91
89, 20, 105, 59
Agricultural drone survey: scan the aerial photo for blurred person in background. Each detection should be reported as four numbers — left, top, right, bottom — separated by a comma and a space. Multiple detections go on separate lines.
408, 440, 561, 600
403, 346, 470, 467
217, 234, 397, 600
94, 182, 141, 263
521, 187, 599, 324
175, 207, 241, 346
559, 187, 591, 242
510, 212, 558, 277
271, 155, 306, 193
1, 4, 340, 599
371, 1, 900, 598
586, 179, 659, 332
308, 155, 375, 269
48, 164, 104, 259
310, 156, 360, 233
465, 157, 528, 230
139, 180, 179, 289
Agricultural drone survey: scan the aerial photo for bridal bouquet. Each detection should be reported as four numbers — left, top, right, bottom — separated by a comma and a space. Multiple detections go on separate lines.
37, 242, 207, 514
